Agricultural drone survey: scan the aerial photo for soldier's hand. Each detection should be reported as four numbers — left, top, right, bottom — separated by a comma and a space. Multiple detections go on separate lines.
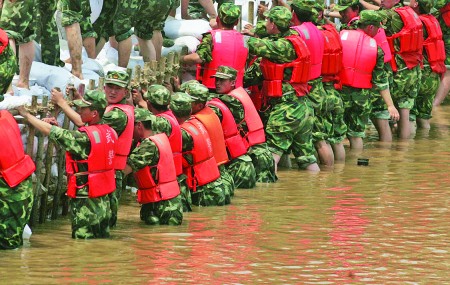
65, 85, 81, 100
209, 18, 218, 29
42, 117, 59, 126
16, 106, 28, 116
51, 88, 66, 105
242, 24, 255, 36
257, 4, 268, 17
388, 105, 400, 121
131, 88, 145, 106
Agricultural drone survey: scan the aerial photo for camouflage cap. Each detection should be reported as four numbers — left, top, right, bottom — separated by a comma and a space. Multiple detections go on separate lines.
73, 90, 107, 111
254, 20, 269, 38
179, 80, 200, 92
292, 0, 321, 15
144, 84, 171, 105
211, 65, 237, 80
417, 0, 435, 14
134, 108, 155, 123
218, 3, 241, 25
358, 10, 386, 28
170, 92, 193, 113
264, 6, 293, 29
185, 82, 210, 102
105, 70, 129, 88
333, 0, 359, 11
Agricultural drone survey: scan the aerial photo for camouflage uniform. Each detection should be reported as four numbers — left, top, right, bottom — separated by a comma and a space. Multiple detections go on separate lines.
134, 0, 177, 40
379, 4, 422, 110
36, 0, 64, 66
0, 0, 36, 44
186, 0, 234, 20
0, 178, 33, 249
244, 7, 317, 169
321, 82, 347, 144
435, 0, 450, 67
0, 44, 16, 95
127, 108, 183, 225
57, 0, 96, 39
92, 0, 134, 43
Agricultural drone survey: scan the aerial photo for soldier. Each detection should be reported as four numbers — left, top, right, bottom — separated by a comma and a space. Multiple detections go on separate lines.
244, 6, 320, 172
18, 91, 117, 239
0, 110, 35, 249
170, 92, 227, 207
207, 66, 257, 189
338, 10, 399, 149
411, 0, 446, 129
0, 29, 16, 97
181, 3, 248, 91
124, 108, 183, 225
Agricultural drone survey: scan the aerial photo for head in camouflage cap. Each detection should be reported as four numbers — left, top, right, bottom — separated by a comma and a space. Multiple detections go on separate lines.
212, 65, 237, 80
134, 107, 155, 123
73, 90, 108, 123
170, 92, 193, 118
218, 3, 241, 26
133, 108, 155, 140
105, 70, 130, 88
264, 6, 293, 32
254, 20, 269, 38
333, 0, 362, 24
212, 66, 238, 94
104, 70, 130, 104
185, 82, 210, 103
410, 0, 435, 14
144, 84, 171, 107
358, 10, 386, 31
291, 0, 320, 23
179, 80, 200, 92
333, 0, 360, 11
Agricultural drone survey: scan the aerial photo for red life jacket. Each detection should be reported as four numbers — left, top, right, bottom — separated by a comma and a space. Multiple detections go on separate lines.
105, 104, 134, 170
207, 98, 248, 159
291, 22, 324, 80
440, 3, 450, 27
66, 125, 117, 198
134, 133, 180, 204
0, 28, 8, 55
196, 30, 248, 89
260, 35, 311, 97
247, 56, 264, 110
158, 110, 183, 176
227, 87, 266, 147
386, 6, 424, 72
181, 118, 221, 191
340, 29, 378, 89
320, 24, 343, 80
419, 14, 446, 74
192, 106, 229, 165
0, 110, 35, 187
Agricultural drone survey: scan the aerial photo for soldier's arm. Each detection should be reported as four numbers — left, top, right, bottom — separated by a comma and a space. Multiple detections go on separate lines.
18, 107, 53, 136
181, 34, 213, 65
359, 0, 380, 11
51, 88, 84, 127
127, 139, 159, 172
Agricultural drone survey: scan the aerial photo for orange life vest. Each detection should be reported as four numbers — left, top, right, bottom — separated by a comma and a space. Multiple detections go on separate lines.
0, 28, 8, 55
440, 3, 450, 27
320, 24, 343, 82
134, 133, 180, 204
181, 118, 221, 191
386, 6, 424, 72
66, 125, 117, 198
105, 104, 134, 170
192, 106, 229, 166
340, 29, 378, 89
291, 22, 325, 80
227, 87, 266, 147
0, 110, 35, 187
419, 14, 446, 74
260, 35, 311, 97
158, 110, 183, 176
196, 30, 248, 89
207, 98, 248, 159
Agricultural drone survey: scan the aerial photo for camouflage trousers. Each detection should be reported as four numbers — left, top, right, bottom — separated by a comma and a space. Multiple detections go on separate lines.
322, 82, 347, 144
308, 78, 329, 142
0, 45, 16, 95
108, 170, 123, 228
371, 64, 393, 120
411, 67, 440, 120
0, 0, 36, 44
0, 177, 33, 250
391, 65, 422, 110
93, 0, 134, 42
248, 143, 278, 183
140, 195, 183, 225
70, 195, 111, 239
226, 154, 256, 189
36, 0, 64, 66
219, 165, 233, 204
340, 86, 372, 138
178, 174, 192, 212
265, 94, 317, 169
187, 0, 234, 19
191, 178, 226, 207
57, 0, 96, 38
134, 0, 176, 40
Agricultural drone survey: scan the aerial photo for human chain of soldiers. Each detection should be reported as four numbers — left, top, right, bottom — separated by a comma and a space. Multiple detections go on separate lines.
2, 0, 450, 249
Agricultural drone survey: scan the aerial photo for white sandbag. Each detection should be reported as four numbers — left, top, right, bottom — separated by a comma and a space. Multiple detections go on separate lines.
90, 0, 103, 24
164, 17, 211, 40
161, 36, 201, 57
0, 94, 32, 110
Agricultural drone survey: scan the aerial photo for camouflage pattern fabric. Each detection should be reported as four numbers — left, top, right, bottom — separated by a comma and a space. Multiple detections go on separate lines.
370, 64, 394, 120
134, 0, 176, 40
247, 143, 278, 183
308, 77, 329, 142
218, 3, 240, 25
177, 174, 192, 212
411, 66, 440, 120
187, 0, 234, 20
340, 86, 372, 138
181, 129, 226, 206
218, 165, 233, 203
127, 137, 183, 226
0, 177, 34, 249
92, 0, 134, 42
145, 84, 171, 105
196, 33, 214, 63
226, 154, 257, 189
0, 45, 16, 95
0, 0, 36, 44
36, 0, 64, 66
322, 82, 347, 144
434, 7, 450, 66
57, 0, 96, 38
48, 126, 111, 238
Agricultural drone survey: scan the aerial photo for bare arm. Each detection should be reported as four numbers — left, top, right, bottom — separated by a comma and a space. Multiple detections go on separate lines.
359, 0, 380, 10
181, 0, 191, 19
51, 88, 84, 127
124, 164, 133, 176
379, 88, 400, 121
198, 0, 217, 19
181, 53, 203, 65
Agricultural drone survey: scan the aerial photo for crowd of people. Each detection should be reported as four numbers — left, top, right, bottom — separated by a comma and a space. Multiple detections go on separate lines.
1, 0, 449, 250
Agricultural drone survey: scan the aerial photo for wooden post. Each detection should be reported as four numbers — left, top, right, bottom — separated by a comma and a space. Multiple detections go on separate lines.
157, 56, 166, 84
237, 5, 243, 32
97, 77, 105, 91
88, 79, 96, 90
164, 52, 175, 84
248, 1, 255, 26
26, 96, 38, 156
